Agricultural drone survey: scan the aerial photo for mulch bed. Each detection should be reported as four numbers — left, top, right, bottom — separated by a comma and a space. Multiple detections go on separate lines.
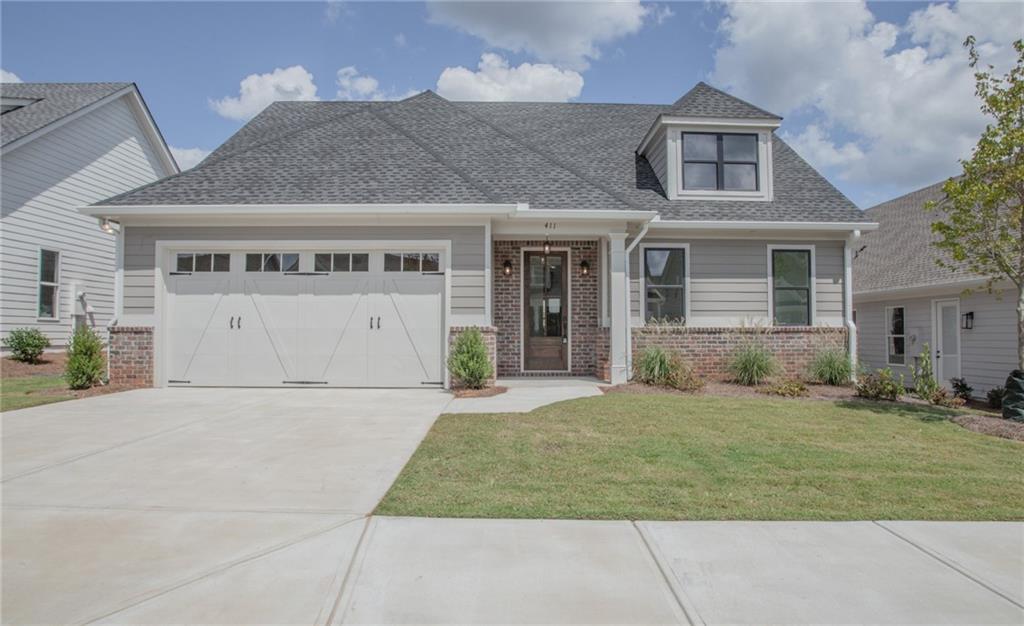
952, 414, 1024, 442
603, 380, 859, 401
452, 385, 508, 399
1, 354, 67, 378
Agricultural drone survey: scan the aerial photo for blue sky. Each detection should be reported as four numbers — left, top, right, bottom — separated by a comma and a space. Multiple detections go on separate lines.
3, 1, 1021, 207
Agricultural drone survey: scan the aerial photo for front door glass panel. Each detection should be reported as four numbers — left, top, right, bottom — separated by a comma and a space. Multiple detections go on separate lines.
527, 254, 564, 338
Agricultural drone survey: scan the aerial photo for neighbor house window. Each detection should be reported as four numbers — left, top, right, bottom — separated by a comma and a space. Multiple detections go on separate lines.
771, 248, 812, 325
245, 253, 299, 272
644, 247, 686, 323
176, 253, 230, 273
384, 252, 440, 272
314, 253, 370, 272
38, 249, 59, 319
886, 306, 906, 366
681, 132, 758, 192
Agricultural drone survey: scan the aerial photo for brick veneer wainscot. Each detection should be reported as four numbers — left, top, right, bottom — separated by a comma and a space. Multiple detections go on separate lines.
108, 326, 154, 387
492, 240, 602, 377
632, 326, 848, 379
448, 326, 497, 387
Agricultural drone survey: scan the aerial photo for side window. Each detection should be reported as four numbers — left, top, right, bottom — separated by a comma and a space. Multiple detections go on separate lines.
771, 249, 812, 325
644, 247, 685, 323
314, 253, 370, 272
384, 252, 440, 272
245, 253, 299, 272
886, 306, 906, 365
176, 253, 230, 273
38, 249, 59, 319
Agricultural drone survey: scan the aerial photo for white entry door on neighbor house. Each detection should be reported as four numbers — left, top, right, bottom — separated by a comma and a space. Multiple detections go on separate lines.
933, 299, 962, 386
165, 250, 444, 388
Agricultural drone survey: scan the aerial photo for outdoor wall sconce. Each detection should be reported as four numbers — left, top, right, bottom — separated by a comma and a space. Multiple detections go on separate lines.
502, 260, 513, 276
580, 260, 590, 276
961, 311, 974, 330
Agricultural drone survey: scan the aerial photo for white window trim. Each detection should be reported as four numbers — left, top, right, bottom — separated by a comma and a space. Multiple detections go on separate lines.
766, 244, 816, 326
885, 305, 907, 367
36, 248, 60, 322
667, 126, 774, 201
639, 243, 690, 325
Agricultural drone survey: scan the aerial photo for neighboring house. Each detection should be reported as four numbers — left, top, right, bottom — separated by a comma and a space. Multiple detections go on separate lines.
82, 83, 875, 389
1, 82, 178, 350
853, 180, 1017, 397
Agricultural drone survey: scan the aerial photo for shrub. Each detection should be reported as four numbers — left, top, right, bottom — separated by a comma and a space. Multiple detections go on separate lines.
929, 387, 966, 409
855, 368, 904, 401
3, 328, 50, 363
950, 377, 974, 401
987, 386, 1005, 409
761, 379, 809, 398
447, 328, 493, 389
808, 348, 852, 386
65, 326, 105, 390
913, 344, 940, 400
634, 347, 704, 392
728, 342, 778, 386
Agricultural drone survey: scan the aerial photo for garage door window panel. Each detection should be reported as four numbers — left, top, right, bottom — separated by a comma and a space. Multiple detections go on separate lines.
246, 253, 299, 272
385, 252, 439, 273
176, 253, 230, 273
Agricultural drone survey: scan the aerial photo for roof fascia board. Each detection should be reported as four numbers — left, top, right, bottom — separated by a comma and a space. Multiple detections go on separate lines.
853, 278, 1000, 302
1, 84, 136, 155
124, 86, 180, 175
649, 219, 878, 232
637, 114, 782, 155
83, 203, 522, 218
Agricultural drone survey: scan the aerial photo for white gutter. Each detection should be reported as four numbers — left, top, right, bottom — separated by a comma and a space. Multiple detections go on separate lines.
622, 222, 651, 379
82, 203, 523, 218
649, 218, 879, 232
844, 230, 861, 381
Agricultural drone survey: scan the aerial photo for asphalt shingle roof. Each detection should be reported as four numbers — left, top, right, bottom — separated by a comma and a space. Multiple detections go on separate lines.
1, 82, 130, 146
671, 82, 781, 120
98, 85, 867, 223
853, 179, 977, 293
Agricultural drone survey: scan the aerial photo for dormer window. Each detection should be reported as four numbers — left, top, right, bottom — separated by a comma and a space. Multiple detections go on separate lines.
681, 133, 758, 192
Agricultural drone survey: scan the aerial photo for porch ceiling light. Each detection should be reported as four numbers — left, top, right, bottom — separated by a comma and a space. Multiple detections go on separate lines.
502, 260, 513, 276
580, 260, 590, 276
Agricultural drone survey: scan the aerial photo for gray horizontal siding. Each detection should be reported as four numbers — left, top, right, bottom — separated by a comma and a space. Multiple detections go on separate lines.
123, 225, 486, 316
630, 238, 846, 326
0, 96, 168, 347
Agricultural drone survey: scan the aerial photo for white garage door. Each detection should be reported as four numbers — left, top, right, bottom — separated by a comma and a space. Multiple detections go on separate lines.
164, 250, 444, 388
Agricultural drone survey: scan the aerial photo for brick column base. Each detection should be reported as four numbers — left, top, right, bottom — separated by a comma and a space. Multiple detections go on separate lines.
108, 326, 154, 388
448, 326, 498, 388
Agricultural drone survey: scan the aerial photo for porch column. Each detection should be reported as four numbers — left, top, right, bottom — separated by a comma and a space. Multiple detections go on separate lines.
609, 232, 629, 384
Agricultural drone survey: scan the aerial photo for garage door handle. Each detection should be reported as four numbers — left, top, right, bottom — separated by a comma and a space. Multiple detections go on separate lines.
370, 316, 374, 329
230, 316, 234, 329
238, 316, 242, 329
377, 316, 381, 329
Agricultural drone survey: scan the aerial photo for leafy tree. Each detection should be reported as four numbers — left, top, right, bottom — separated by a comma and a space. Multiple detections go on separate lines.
928, 37, 1024, 368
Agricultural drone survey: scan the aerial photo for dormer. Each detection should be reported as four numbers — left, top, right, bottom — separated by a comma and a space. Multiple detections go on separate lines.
637, 82, 782, 202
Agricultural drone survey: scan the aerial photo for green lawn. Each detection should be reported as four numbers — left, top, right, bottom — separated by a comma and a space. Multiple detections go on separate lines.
0, 375, 72, 412
377, 394, 1024, 521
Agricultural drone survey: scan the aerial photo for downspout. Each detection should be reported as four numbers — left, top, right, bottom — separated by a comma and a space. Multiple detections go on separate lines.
623, 222, 651, 379
844, 230, 861, 382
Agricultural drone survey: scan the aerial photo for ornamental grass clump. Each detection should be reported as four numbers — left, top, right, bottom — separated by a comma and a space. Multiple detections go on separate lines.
728, 342, 778, 386
808, 347, 852, 386
634, 347, 703, 392
65, 326, 105, 390
447, 328, 493, 389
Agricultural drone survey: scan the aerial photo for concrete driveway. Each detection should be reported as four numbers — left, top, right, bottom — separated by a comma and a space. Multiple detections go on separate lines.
1, 387, 451, 624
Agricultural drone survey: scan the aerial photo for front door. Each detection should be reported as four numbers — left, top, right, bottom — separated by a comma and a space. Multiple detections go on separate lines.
934, 299, 962, 387
523, 251, 568, 371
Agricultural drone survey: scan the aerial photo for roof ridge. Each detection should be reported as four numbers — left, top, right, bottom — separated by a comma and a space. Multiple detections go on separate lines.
369, 105, 502, 204
674, 81, 782, 120
446, 99, 643, 211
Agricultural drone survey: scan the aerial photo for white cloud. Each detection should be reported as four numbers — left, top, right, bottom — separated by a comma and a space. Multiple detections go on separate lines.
324, 0, 351, 23
1, 69, 22, 83
170, 146, 211, 171
710, 0, 1020, 191
436, 53, 584, 102
210, 65, 319, 121
394, 33, 407, 48
335, 66, 420, 101
427, 0, 653, 70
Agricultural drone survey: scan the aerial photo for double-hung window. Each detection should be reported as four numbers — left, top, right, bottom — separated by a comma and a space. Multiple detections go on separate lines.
886, 306, 906, 365
38, 249, 59, 320
681, 133, 759, 192
771, 248, 812, 326
643, 246, 686, 323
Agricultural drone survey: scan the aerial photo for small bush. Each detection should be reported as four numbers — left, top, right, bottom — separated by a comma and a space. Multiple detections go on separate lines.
855, 368, 904, 401
3, 328, 50, 363
987, 386, 1005, 409
634, 347, 704, 392
913, 344, 940, 400
950, 377, 973, 401
65, 326, 105, 390
808, 348, 852, 386
447, 328, 493, 389
929, 387, 966, 409
761, 379, 809, 398
728, 342, 778, 386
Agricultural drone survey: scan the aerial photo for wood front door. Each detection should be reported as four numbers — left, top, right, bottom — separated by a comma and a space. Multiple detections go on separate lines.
523, 251, 568, 371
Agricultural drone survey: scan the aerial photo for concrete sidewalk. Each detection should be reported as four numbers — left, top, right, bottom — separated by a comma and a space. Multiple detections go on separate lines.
445, 377, 606, 413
